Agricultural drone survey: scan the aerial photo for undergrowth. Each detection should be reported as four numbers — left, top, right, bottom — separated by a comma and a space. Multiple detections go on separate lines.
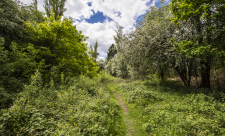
0, 70, 124, 135
115, 78, 225, 135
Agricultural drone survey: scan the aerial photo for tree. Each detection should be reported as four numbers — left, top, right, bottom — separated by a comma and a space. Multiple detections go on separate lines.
122, 5, 177, 80
113, 26, 124, 52
93, 41, 99, 63
44, 0, 67, 20
105, 26, 128, 78
0, 0, 26, 49
24, 15, 98, 78
89, 41, 99, 63
0, 0, 45, 49
97, 59, 105, 72
113, 4, 196, 83
170, 0, 225, 89
106, 44, 117, 61
33, 0, 38, 10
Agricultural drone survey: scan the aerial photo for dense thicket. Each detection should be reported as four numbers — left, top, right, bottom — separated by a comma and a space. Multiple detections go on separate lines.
0, 0, 98, 109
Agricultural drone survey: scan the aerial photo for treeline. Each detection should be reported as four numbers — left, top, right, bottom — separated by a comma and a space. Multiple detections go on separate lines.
105, 1, 225, 90
0, 0, 98, 109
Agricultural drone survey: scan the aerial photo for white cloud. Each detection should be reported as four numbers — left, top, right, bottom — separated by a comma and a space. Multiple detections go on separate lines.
73, 0, 155, 59
20, 0, 157, 59
20, 0, 45, 12
64, 0, 94, 20
74, 20, 117, 56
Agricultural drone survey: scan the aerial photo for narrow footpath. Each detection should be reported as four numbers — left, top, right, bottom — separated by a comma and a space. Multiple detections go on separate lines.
114, 91, 136, 136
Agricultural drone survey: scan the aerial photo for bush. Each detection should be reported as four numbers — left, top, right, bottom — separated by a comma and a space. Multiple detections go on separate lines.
0, 40, 42, 109
116, 81, 162, 106
98, 70, 113, 83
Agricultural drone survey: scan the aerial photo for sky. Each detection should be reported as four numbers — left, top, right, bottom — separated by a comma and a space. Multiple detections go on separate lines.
20, 0, 158, 60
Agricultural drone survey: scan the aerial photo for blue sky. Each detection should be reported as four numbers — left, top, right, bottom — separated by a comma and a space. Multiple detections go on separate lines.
21, 0, 159, 60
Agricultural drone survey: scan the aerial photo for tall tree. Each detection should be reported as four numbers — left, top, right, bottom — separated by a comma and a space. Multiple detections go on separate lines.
92, 41, 99, 63
33, 0, 38, 10
170, 0, 225, 89
44, 0, 67, 20
0, 0, 44, 49
106, 44, 117, 61
123, 5, 177, 80
106, 26, 128, 78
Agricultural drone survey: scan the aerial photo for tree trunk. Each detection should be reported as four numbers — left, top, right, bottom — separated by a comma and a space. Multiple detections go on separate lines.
174, 67, 187, 86
159, 66, 164, 81
187, 58, 193, 86
160, 69, 164, 81
193, 60, 199, 86
199, 9, 212, 90
194, 15, 212, 89
200, 59, 211, 89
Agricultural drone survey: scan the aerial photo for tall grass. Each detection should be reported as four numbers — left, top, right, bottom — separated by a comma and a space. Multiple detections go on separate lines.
115, 79, 225, 135
0, 70, 124, 135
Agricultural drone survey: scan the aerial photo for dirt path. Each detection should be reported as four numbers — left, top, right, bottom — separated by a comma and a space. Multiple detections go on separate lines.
114, 91, 134, 136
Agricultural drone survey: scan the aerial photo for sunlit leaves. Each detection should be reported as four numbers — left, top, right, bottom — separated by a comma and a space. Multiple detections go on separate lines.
0, 73, 124, 135
24, 15, 98, 77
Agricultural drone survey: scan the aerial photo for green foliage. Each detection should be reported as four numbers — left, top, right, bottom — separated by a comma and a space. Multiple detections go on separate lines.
105, 1, 225, 88
0, 0, 45, 49
89, 41, 99, 63
170, 0, 225, 88
44, 0, 67, 20
116, 82, 162, 106
171, 38, 224, 58
105, 55, 128, 78
115, 79, 225, 135
0, 0, 97, 110
170, 0, 225, 23
0, 2, 44, 108
0, 39, 42, 109
93, 41, 99, 62
97, 70, 114, 83
105, 26, 128, 78
142, 93, 225, 135
24, 15, 98, 78
106, 43, 117, 61
0, 71, 124, 135
97, 59, 106, 72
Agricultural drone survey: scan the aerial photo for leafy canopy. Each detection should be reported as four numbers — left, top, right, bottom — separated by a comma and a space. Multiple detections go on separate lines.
24, 15, 98, 77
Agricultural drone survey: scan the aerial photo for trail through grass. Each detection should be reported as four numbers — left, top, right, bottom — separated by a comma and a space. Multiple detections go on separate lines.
113, 91, 148, 136
2, 71, 225, 135
114, 91, 133, 135
113, 78, 225, 135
